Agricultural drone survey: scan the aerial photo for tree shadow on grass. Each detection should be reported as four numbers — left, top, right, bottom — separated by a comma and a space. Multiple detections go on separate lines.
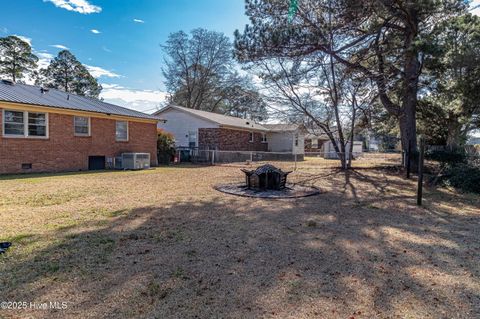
0, 170, 117, 181
0, 165, 202, 182
1, 178, 480, 318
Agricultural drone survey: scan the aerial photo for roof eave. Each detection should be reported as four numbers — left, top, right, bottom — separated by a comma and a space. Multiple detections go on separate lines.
0, 100, 163, 123
155, 105, 221, 126
219, 124, 268, 132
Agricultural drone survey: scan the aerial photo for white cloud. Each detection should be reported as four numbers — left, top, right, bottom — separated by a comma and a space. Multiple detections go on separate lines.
36, 52, 54, 68
1, 27, 8, 34
37, 52, 54, 60
101, 46, 112, 53
133, 19, 145, 23
471, 0, 480, 16
100, 84, 167, 113
13, 35, 32, 45
44, 0, 101, 14
90, 29, 101, 34
50, 44, 69, 50
21, 51, 53, 84
85, 65, 121, 78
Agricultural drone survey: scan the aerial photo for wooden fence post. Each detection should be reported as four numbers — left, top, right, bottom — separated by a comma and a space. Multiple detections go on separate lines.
417, 137, 425, 206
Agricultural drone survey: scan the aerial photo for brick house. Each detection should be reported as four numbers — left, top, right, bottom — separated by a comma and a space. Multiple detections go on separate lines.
154, 105, 305, 154
198, 127, 267, 151
0, 80, 161, 174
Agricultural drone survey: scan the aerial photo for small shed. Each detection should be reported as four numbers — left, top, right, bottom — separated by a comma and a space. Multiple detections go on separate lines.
323, 141, 363, 159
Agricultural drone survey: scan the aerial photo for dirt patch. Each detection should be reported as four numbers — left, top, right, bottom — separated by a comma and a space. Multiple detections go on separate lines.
214, 183, 321, 198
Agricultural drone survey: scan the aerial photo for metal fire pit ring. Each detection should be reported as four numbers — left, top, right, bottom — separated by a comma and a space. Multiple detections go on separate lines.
214, 183, 321, 199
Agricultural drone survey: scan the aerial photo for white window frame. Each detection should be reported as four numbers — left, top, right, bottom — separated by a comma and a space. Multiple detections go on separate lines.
188, 130, 197, 148
2, 109, 49, 139
74, 116, 91, 136
249, 131, 254, 143
261, 132, 267, 143
115, 120, 129, 142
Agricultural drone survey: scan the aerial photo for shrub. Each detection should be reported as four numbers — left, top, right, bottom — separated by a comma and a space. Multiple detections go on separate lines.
157, 130, 175, 164
426, 148, 480, 193
443, 164, 480, 193
425, 149, 467, 165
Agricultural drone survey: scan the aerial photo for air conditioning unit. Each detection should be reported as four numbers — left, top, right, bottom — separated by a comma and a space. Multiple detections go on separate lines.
114, 156, 123, 169
121, 153, 150, 170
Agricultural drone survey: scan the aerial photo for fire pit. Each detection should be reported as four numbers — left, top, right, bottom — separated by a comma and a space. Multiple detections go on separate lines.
241, 164, 291, 190
214, 164, 321, 199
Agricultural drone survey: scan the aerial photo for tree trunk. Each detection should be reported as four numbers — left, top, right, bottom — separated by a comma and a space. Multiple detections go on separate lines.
399, 107, 417, 154
347, 95, 356, 169
400, 18, 420, 171
446, 119, 462, 150
12, 60, 16, 82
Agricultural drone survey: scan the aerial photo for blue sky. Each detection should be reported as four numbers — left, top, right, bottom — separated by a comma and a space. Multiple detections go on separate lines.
0, 0, 249, 112
2, 0, 480, 135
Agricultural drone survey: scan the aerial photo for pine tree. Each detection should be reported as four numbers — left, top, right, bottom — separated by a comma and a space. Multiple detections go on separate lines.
0, 35, 38, 82
36, 50, 102, 98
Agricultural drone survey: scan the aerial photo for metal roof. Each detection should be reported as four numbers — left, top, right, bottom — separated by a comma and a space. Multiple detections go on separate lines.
0, 80, 161, 121
155, 104, 269, 131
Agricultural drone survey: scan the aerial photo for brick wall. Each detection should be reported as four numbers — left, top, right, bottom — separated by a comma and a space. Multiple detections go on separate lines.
0, 109, 158, 174
198, 128, 268, 151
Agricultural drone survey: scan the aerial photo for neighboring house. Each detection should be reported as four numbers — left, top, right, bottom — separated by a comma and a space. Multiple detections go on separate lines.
262, 124, 305, 154
467, 136, 480, 145
323, 141, 363, 159
0, 80, 161, 174
304, 133, 329, 153
304, 131, 363, 158
154, 105, 305, 154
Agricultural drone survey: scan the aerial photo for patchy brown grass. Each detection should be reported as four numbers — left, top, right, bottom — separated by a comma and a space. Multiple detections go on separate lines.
0, 162, 479, 319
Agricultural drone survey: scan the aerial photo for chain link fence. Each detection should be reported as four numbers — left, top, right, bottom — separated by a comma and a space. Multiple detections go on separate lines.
174, 148, 403, 173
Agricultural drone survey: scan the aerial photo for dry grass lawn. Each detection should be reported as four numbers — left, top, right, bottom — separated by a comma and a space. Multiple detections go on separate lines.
0, 159, 479, 319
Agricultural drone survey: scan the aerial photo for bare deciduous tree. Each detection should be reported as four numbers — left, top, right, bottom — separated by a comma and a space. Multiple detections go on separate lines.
162, 28, 268, 121
235, 0, 468, 168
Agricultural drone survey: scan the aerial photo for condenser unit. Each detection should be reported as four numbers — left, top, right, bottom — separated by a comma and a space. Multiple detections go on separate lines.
114, 156, 123, 169
121, 153, 150, 170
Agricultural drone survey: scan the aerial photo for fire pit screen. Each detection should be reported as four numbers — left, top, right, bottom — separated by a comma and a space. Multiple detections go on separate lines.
241, 164, 292, 190
215, 163, 320, 198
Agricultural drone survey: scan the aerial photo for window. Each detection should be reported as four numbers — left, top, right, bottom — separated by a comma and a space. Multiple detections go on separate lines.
28, 112, 47, 137
261, 133, 267, 143
115, 121, 128, 141
188, 130, 197, 148
312, 138, 318, 148
74, 116, 90, 136
4, 110, 24, 136
249, 131, 254, 142
3, 110, 47, 138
